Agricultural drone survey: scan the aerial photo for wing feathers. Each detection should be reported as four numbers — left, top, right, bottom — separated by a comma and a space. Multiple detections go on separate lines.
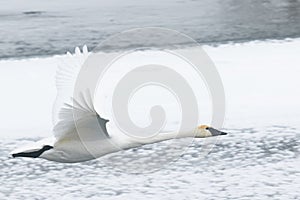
53, 46, 110, 141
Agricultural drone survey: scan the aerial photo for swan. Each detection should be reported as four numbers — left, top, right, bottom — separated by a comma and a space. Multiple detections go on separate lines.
10, 46, 227, 163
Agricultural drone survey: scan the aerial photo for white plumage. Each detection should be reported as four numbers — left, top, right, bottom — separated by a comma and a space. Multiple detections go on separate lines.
11, 46, 227, 163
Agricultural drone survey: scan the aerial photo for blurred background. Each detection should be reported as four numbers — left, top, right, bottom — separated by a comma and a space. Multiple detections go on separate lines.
0, 0, 299, 199
1, 0, 300, 59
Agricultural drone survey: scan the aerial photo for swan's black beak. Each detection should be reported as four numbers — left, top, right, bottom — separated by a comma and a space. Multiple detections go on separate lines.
208, 127, 227, 136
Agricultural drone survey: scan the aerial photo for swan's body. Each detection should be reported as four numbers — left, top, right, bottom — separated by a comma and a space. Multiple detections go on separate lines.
11, 46, 227, 163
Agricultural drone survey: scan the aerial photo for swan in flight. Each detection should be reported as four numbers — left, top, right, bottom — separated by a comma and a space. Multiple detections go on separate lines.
11, 46, 227, 163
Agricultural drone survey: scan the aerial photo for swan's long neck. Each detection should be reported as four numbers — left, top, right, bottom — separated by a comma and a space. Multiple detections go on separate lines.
116, 129, 197, 150
139, 129, 195, 145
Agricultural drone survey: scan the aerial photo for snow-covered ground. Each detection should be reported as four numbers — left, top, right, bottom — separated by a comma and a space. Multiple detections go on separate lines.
0, 39, 299, 200
0, 39, 300, 139
207, 39, 300, 128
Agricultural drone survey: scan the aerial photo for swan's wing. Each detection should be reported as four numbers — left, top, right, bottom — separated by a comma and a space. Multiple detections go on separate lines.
53, 46, 109, 141
53, 46, 88, 125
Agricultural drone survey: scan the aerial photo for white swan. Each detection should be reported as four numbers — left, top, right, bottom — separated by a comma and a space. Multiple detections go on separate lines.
11, 46, 227, 163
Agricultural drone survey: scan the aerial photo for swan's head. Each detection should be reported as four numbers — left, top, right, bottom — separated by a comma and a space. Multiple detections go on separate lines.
195, 125, 227, 138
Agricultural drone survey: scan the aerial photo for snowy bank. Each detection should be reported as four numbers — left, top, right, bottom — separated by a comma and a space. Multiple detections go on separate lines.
0, 39, 300, 139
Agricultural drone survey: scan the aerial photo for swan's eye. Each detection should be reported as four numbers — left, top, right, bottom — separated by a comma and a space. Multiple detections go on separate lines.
198, 125, 210, 130
205, 127, 210, 130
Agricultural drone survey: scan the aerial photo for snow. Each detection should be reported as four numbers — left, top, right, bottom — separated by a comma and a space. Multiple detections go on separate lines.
0, 38, 300, 139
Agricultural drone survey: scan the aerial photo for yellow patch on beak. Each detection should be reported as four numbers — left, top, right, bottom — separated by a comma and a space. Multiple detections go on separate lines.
198, 125, 209, 130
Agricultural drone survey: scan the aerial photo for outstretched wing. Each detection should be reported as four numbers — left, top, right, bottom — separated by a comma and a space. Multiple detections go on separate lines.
52, 46, 109, 141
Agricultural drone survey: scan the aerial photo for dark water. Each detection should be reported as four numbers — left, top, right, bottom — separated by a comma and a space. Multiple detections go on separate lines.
1, 126, 299, 199
1, 0, 300, 59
